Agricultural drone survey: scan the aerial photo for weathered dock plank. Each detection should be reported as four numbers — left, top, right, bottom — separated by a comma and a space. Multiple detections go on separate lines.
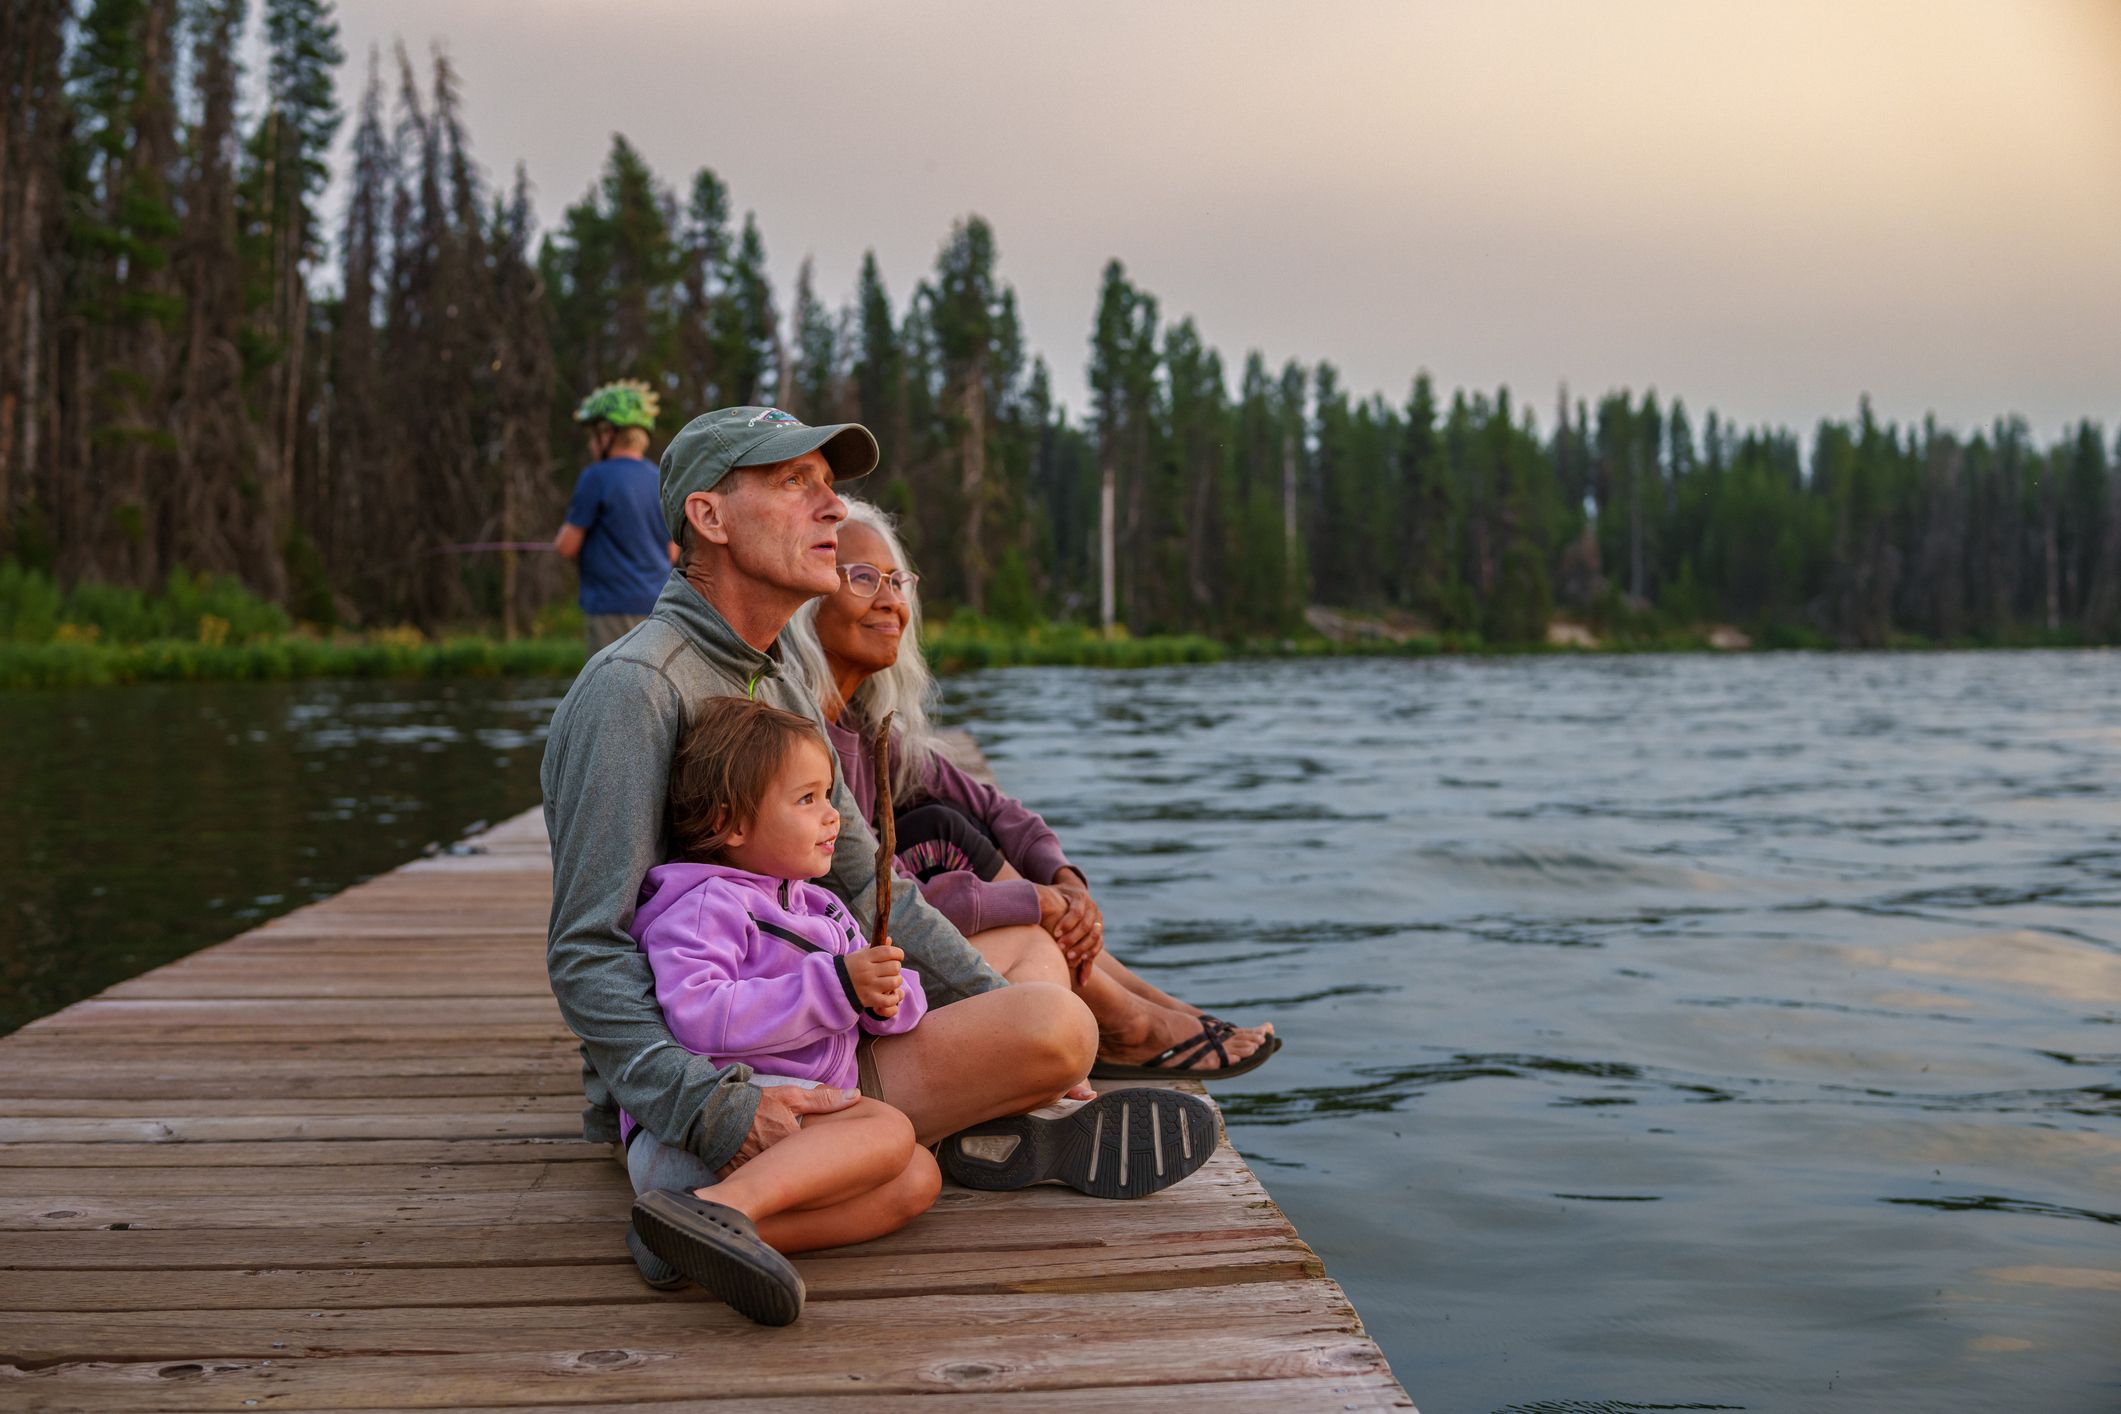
0, 797, 1411, 1411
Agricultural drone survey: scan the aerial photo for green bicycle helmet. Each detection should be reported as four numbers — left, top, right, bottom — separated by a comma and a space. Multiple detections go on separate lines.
573, 379, 661, 431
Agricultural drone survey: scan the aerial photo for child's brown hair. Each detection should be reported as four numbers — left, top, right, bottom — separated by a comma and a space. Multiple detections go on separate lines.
667, 696, 832, 863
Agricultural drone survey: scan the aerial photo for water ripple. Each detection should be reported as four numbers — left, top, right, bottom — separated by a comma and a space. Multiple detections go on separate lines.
958, 650, 2121, 1410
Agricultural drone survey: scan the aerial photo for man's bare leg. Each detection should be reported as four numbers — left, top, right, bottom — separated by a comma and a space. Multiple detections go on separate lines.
864, 980, 1096, 1146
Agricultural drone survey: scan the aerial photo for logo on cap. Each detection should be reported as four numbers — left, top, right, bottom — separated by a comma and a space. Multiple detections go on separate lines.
748, 408, 806, 427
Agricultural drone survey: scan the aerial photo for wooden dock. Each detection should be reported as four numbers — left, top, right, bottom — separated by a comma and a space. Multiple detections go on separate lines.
0, 805, 1412, 1411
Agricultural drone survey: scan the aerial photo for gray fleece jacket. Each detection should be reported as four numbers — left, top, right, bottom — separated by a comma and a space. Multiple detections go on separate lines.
540, 571, 1007, 1170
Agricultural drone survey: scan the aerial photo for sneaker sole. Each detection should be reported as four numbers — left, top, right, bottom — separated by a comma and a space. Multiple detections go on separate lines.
631, 1191, 804, 1325
940, 1087, 1219, 1199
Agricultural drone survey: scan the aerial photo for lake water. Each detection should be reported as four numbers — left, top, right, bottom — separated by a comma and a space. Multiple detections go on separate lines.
948, 652, 2119, 1414
0, 679, 564, 1036
4, 655, 2116, 1411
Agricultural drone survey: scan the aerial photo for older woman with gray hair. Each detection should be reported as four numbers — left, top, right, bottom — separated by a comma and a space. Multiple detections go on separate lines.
783, 500, 1277, 1078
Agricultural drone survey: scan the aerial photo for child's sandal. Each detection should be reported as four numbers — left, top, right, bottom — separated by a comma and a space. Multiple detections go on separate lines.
630, 1189, 805, 1325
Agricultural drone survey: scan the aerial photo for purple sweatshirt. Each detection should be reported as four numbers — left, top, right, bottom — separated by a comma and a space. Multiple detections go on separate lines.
823, 719, 1077, 939
624, 863, 927, 1133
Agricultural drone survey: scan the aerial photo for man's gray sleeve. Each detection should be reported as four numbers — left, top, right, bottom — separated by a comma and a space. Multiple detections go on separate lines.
828, 776, 1007, 1004
543, 658, 760, 1170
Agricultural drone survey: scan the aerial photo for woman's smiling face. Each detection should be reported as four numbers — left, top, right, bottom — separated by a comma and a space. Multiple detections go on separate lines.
813, 522, 909, 680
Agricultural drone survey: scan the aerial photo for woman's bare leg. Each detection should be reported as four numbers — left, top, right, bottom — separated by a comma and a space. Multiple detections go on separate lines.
966, 921, 1071, 987
988, 864, 1275, 1042
1092, 951, 1276, 1040
1092, 949, 1191, 1013
967, 924, 1264, 1067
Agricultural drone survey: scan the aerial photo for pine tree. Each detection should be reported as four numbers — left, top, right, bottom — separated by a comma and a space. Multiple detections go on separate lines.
0, 0, 74, 562
167, 0, 254, 582
849, 250, 905, 489
325, 48, 387, 585
786, 256, 840, 425
1397, 371, 1456, 623
927, 216, 1011, 612
489, 163, 556, 638
541, 133, 678, 422
670, 166, 731, 413
1087, 260, 1159, 631
711, 212, 775, 406
1276, 359, 1308, 621
1306, 363, 1341, 601
1161, 317, 1227, 626
66, 0, 184, 586
248, 0, 342, 590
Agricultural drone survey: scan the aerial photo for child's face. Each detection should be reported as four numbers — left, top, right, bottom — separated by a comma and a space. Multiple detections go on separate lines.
721, 737, 841, 879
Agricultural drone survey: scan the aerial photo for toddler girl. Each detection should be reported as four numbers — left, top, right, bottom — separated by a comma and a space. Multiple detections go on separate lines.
626, 695, 938, 1325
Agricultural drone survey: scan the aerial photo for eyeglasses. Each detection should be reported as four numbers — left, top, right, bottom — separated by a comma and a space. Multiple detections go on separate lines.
838, 563, 920, 598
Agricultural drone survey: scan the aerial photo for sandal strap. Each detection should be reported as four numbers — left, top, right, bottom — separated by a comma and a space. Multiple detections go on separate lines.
1143, 1019, 1230, 1073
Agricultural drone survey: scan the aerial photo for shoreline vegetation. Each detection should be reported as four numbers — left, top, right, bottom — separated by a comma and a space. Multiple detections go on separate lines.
7, 10, 2119, 664
0, 565, 2102, 691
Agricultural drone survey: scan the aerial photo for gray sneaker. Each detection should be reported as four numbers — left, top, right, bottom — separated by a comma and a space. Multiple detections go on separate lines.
939, 1087, 1218, 1198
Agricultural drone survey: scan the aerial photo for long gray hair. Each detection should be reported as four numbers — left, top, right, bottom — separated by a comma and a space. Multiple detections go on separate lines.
782, 498, 941, 803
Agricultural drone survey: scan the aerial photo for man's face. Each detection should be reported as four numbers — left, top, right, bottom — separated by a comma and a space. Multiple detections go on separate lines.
694, 450, 846, 598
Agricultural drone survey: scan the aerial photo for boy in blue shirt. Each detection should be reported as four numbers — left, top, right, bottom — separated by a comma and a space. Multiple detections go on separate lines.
555, 380, 678, 654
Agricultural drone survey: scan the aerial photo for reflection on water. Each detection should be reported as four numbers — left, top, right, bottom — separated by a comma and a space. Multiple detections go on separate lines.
0, 679, 564, 1035
947, 651, 2121, 1414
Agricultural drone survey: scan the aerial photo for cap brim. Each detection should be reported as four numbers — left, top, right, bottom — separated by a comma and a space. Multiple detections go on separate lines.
733, 422, 879, 484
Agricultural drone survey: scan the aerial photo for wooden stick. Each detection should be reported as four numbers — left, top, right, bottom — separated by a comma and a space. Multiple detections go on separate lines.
869, 711, 896, 949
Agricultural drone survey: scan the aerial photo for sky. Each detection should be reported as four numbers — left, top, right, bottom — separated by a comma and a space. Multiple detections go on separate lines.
309, 0, 2121, 440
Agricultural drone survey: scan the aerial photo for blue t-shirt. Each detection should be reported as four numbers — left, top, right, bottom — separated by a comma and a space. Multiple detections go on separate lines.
564, 457, 669, 615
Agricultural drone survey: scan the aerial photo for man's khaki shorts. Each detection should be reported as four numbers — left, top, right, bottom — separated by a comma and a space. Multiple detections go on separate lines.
854, 1034, 885, 1101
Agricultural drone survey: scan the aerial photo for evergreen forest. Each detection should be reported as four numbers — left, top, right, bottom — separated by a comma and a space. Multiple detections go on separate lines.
6, 1, 2120, 649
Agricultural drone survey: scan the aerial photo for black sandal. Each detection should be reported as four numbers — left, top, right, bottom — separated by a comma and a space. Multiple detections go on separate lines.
1090, 1018, 1282, 1081
630, 1189, 805, 1325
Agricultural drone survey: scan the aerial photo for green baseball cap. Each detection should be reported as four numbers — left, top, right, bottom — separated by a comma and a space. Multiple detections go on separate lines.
659, 406, 879, 536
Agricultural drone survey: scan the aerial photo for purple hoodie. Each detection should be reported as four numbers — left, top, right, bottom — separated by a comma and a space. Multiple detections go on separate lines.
624, 862, 927, 1131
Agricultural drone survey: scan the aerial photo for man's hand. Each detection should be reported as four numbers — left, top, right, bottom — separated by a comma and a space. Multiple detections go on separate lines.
715, 1084, 860, 1180
844, 943, 906, 1017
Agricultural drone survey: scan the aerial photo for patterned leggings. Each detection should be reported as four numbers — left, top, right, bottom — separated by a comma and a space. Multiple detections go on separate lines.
893, 803, 1007, 883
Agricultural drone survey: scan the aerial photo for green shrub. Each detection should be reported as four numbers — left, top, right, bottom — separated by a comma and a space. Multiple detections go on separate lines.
0, 633, 587, 689
0, 561, 63, 643
154, 569, 290, 642
986, 549, 1040, 631
533, 599, 585, 640
283, 532, 339, 631
61, 580, 157, 642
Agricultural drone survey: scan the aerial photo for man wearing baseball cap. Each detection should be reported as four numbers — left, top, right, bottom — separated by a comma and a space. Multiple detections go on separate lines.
540, 406, 1216, 1309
